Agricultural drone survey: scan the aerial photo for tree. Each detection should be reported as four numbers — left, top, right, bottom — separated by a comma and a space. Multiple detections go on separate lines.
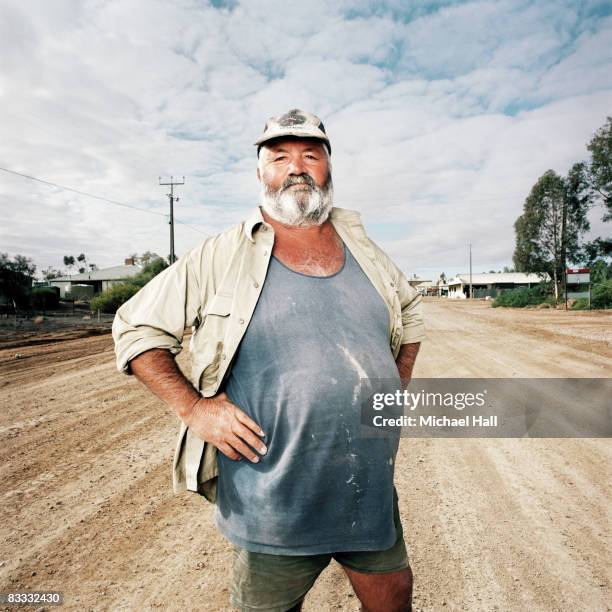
580, 237, 612, 263
587, 116, 612, 221
63, 255, 76, 274
563, 161, 592, 268
0, 253, 37, 309
513, 168, 590, 300
64, 253, 96, 274
42, 266, 62, 281
138, 251, 163, 266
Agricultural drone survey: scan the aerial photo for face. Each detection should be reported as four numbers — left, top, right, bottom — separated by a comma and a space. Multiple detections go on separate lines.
257, 137, 333, 227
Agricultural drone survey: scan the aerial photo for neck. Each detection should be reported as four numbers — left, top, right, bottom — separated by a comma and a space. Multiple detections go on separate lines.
261, 208, 332, 236
260, 207, 340, 250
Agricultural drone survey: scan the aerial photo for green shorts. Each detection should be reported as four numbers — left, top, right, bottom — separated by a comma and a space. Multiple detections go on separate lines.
229, 488, 409, 612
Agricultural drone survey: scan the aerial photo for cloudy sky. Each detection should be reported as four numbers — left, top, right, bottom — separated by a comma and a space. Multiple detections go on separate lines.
1, 0, 611, 280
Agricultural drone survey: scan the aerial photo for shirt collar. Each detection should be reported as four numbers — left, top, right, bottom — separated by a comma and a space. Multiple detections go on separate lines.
243, 205, 362, 242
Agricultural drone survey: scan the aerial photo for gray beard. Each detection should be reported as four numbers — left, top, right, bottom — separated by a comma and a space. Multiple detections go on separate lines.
260, 172, 334, 227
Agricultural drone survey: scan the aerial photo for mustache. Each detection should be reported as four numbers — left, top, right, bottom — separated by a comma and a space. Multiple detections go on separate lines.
282, 174, 316, 190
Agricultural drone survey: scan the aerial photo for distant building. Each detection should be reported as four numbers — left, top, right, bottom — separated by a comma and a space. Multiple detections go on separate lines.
48, 259, 142, 298
406, 274, 432, 291
435, 279, 449, 297
446, 272, 550, 299
414, 280, 438, 296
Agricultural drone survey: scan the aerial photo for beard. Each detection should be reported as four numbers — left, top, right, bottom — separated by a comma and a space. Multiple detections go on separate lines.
259, 169, 334, 227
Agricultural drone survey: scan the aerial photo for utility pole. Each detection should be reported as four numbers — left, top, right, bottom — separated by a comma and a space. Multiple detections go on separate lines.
562, 189, 568, 310
159, 176, 185, 264
469, 242, 473, 299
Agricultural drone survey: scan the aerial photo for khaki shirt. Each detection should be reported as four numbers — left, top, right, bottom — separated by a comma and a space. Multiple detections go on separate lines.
112, 206, 425, 503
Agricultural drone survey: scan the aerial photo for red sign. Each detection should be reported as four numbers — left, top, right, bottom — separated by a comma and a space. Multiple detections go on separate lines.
566, 268, 590, 274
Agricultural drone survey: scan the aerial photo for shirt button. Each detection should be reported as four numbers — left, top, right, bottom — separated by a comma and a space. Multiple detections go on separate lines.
263, 250, 268, 256
390, 282, 395, 287
253, 282, 259, 288
239, 318, 245, 324
221, 354, 226, 360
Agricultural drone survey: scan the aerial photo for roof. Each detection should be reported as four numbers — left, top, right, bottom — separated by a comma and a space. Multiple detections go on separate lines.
52, 264, 142, 282
415, 281, 437, 288
447, 272, 550, 286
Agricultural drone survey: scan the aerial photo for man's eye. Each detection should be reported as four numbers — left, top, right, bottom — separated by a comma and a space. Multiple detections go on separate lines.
274, 157, 287, 162
305, 155, 317, 160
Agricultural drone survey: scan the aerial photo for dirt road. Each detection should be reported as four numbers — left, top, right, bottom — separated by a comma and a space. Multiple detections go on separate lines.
1, 300, 610, 611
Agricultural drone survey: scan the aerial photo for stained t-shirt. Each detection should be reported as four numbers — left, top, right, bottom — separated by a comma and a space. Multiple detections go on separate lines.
214, 242, 402, 554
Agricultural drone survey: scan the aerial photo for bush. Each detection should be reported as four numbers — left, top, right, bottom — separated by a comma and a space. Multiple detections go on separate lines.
134, 258, 168, 286
592, 279, 612, 309
89, 257, 168, 314
30, 287, 60, 309
90, 283, 140, 313
571, 297, 590, 310
492, 283, 552, 308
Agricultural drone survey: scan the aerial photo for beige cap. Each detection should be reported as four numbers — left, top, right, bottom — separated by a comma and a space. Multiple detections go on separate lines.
254, 108, 331, 156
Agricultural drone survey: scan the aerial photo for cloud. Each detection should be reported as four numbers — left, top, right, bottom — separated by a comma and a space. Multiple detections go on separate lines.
1, 0, 611, 281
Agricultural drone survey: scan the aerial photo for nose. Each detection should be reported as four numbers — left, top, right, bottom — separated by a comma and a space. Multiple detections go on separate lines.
287, 156, 306, 175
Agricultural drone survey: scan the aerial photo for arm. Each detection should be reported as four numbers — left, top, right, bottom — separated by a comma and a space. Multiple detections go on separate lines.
395, 341, 420, 385
129, 348, 267, 463
368, 241, 426, 345
112, 246, 266, 463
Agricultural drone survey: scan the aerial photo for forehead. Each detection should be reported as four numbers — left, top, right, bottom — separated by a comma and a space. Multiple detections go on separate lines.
263, 137, 327, 154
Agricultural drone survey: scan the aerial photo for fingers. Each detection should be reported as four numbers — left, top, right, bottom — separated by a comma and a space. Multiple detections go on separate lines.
198, 394, 268, 463
218, 441, 241, 461
234, 406, 266, 437
231, 419, 267, 456
228, 434, 262, 463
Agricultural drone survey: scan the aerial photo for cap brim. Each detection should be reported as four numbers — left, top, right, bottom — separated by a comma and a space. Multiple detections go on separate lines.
254, 127, 330, 147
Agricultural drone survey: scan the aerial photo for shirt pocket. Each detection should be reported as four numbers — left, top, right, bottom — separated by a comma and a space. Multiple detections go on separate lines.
190, 294, 233, 390
205, 293, 232, 317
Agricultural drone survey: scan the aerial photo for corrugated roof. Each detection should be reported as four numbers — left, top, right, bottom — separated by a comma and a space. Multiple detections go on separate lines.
52, 264, 142, 282
447, 272, 550, 285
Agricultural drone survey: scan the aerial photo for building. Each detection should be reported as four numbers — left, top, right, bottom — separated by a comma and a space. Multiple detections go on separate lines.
48, 259, 142, 298
446, 272, 550, 299
406, 274, 433, 291
414, 280, 438, 296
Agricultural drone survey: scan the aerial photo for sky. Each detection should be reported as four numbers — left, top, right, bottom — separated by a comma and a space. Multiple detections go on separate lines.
1, 0, 611, 281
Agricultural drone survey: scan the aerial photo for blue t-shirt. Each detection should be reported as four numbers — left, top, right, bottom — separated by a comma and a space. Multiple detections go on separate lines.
214, 243, 402, 554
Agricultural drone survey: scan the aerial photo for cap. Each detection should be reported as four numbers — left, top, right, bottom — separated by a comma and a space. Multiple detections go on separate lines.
254, 108, 331, 156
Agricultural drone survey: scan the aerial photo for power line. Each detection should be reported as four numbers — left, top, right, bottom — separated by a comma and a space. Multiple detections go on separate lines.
0, 165, 206, 234
0, 166, 167, 217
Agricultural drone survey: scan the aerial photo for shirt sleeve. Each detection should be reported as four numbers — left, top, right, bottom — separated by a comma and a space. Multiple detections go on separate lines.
111, 247, 204, 375
369, 240, 426, 344
396, 272, 426, 344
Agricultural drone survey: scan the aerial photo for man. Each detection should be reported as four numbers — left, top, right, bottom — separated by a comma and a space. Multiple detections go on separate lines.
112, 108, 425, 612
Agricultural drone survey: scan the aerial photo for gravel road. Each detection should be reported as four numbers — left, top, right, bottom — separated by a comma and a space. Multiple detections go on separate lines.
0, 299, 610, 611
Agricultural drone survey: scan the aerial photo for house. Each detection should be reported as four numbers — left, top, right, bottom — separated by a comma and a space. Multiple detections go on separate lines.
446, 272, 550, 299
414, 280, 438, 296
406, 274, 433, 291
49, 259, 142, 298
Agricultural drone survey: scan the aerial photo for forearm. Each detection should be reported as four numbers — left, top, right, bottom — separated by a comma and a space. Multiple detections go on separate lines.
395, 342, 420, 383
129, 348, 201, 425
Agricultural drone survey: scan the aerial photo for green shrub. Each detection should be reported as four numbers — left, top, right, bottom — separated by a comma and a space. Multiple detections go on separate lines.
492, 283, 551, 308
592, 279, 612, 309
89, 258, 168, 314
90, 282, 140, 313
135, 258, 168, 286
30, 286, 60, 309
571, 297, 590, 310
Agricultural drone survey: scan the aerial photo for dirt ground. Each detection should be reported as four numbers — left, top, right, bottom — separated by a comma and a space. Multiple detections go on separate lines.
0, 299, 610, 611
